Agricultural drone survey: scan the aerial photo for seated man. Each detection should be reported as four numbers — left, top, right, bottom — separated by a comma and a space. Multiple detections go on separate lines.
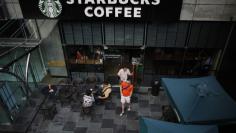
81, 89, 95, 117
96, 81, 112, 103
82, 89, 95, 108
41, 84, 57, 99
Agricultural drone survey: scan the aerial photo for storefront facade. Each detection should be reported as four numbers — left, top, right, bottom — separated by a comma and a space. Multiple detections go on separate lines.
59, 21, 232, 86
0, 0, 236, 126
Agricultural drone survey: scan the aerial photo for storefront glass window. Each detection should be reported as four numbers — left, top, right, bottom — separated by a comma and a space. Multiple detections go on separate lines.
67, 46, 104, 65
104, 47, 144, 84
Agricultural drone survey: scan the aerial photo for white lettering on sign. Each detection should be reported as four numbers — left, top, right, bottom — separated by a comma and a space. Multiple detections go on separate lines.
124, 7, 132, 17
67, 0, 74, 4
67, 0, 160, 5
106, 7, 113, 17
108, 0, 117, 4
119, 0, 129, 4
94, 6, 105, 17
78, 0, 82, 4
152, 0, 160, 5
84, 7, 143, 18
66, 0, 161, 18
84, 6, 93, 17
115, 7, 122, 17
85, 0, 95, 4
134, 7, 141, 17
97, 0, 106, 4
130, 0, 139, 5
141, 0, 150, 5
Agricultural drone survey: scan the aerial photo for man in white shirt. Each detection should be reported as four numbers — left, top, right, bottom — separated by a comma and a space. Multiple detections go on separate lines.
117, 66, 133, 82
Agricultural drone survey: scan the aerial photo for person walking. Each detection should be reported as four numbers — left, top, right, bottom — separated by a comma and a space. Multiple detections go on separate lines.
119, 80, 134, 116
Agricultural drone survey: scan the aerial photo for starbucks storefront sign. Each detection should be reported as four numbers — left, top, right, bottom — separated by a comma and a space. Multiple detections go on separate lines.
19, 0, 183, 21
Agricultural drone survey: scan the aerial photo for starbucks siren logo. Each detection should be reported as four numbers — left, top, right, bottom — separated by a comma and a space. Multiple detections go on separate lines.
38, 0, 62, 18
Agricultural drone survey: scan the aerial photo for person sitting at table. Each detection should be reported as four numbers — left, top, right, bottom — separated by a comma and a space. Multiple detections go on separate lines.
95, 81, 112, 104
82, 89, 95, 108
41, 84, 57, 99
81, 89, 95, 117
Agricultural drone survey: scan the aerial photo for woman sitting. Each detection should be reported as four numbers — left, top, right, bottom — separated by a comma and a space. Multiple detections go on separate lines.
95, 81, 112, 104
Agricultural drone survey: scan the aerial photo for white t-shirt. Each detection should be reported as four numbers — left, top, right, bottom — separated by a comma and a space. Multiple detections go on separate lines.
117, 68, 131, 81
82, 95, 95, 107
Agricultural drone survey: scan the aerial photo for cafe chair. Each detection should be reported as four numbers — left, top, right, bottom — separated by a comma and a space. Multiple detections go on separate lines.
80, 105, 94, 120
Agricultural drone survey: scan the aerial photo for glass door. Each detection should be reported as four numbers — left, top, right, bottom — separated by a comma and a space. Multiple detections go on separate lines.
104, 47, 144, 85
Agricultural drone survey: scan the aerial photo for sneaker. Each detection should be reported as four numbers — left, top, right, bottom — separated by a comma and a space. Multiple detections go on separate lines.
128, 107, 131, 111
120, 112, 124, 116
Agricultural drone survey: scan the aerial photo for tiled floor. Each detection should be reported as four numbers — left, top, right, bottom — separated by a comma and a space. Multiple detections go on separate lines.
29, 90, 169, 133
